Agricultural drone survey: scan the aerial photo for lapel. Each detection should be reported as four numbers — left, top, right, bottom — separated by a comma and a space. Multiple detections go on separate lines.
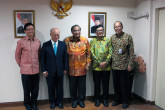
48, 40, 55, 55
57, 40, 61, 56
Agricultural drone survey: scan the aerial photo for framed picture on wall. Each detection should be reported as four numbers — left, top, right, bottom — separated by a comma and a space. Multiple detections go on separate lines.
88, 12, 107, 38
14, 10, 35, 38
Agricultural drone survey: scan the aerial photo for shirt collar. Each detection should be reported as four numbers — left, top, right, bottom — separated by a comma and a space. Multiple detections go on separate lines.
70, 36, 80, 42
115, 32, 124, 38
96, 36, 105, 41
51, 39, 58, 45
25, 36, 34, 41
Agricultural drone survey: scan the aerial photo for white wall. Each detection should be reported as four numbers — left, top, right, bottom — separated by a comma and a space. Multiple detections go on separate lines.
133, 0, 165, 102
0, 0, 135, 103
133, 1, 150, 100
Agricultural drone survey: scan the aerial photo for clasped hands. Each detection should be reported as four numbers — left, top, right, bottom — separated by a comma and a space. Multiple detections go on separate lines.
100, 62, 107, 69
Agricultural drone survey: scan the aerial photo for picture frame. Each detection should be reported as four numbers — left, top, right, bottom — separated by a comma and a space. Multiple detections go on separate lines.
14, 10, 35, 38
88, 12, 107, 38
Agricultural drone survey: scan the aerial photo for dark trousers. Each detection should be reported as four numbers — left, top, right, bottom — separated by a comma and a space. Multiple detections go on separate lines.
93, 70, 110, 100
129, 71, 134, 99
112, 70, 130, 104
21, 74, 39, 106
46, 74, 63, 104
68, 75, 86, 103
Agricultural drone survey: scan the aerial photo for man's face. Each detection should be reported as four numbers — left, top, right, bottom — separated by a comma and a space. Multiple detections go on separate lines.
114, 22, 123, 34
72, 26, 81, 39
24, 25, 34, 38
50, 28, 60, 42
22, 19, 29, 25
95, 20, 100, 26
96, 27, 104, 38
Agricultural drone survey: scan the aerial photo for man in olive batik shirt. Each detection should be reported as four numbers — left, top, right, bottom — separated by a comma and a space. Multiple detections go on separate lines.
111, 21, 134, 109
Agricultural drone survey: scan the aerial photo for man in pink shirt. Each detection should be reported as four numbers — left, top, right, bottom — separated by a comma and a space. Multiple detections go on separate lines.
15, 23, 41, 110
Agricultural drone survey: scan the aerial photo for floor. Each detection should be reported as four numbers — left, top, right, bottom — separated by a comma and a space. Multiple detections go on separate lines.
0, 98, 162, 110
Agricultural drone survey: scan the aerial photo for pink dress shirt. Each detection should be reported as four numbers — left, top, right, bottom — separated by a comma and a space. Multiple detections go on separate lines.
15, 36, 41, 75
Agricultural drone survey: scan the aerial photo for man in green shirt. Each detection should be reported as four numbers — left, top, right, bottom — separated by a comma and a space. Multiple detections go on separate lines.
90, 25, 112, 107
111, 21, 135, 109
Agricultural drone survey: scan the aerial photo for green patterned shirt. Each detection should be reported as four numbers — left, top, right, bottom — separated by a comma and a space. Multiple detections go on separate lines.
111, 32, 135, 70
90, 37, 112, 71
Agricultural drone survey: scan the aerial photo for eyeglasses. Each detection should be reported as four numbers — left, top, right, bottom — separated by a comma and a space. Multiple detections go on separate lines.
72, 30, 81, 32
114, 26, 122, 29
96, 29, 104, 32
26, 29, 34, 31
51, 34, 59, 37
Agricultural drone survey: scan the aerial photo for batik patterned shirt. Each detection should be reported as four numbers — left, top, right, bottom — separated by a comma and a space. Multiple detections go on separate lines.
90, 37, 112, 71
111, 32, 134, 70
64, 36, 91, 76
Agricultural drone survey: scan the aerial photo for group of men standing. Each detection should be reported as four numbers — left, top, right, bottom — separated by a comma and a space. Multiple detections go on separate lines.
15, 21, 134, 110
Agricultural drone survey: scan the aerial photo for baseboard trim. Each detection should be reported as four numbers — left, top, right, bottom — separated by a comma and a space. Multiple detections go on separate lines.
0, 93, 155, 107
132, 93, 155, 105
0, 101, 23, 107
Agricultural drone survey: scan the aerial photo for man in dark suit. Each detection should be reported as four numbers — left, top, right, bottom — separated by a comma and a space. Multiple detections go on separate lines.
17, 18, 29, 34
41, 28, 68, 110
91, 17, 101, 33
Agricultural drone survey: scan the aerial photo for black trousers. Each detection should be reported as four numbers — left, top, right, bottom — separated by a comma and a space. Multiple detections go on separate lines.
46, 74, 63, 104
93, 70, 110, 100
21, 74, 39, 106
112, 70, 130, 104
68, 75, 86, 103
129, 71, 134, 99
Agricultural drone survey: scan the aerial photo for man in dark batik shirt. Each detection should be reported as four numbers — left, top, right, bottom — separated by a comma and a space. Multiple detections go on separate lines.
111, 21, 135, 109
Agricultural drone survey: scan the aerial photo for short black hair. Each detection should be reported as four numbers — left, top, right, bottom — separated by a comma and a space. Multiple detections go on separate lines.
21, 18, 29, 21
71, 24, 81, 32
20, 13, 30, 20
95, 25, 104, 32
114, 21, 123, 28
95, 17, 100, 21
24, 23, 34, 31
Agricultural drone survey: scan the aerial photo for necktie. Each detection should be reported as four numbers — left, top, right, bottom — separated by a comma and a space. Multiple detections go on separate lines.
54, 42, 57, 55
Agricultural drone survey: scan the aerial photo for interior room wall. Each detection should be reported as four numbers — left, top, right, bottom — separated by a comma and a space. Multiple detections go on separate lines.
0, 0, 144, 103
133, 0, 150, 100
133, 0, 165, 102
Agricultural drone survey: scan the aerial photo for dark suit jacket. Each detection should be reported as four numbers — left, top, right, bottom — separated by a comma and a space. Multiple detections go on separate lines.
91, 26, 97, 33
41, 40, 68, 77
17, 26, 25, 34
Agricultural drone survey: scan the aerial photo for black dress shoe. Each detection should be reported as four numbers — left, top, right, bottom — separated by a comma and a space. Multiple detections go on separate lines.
103, 100, 108, 107
26, 107, 32, 110
112, 101, 120, 106
25, 105, 32, 110
95, 99, 100, 107
72, 102, 77, 108
79, 101, 85, 108
57, 103, 64, 109
50, 103, 55, 110
32, 105, 38, 110
122, 104, 129, 109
